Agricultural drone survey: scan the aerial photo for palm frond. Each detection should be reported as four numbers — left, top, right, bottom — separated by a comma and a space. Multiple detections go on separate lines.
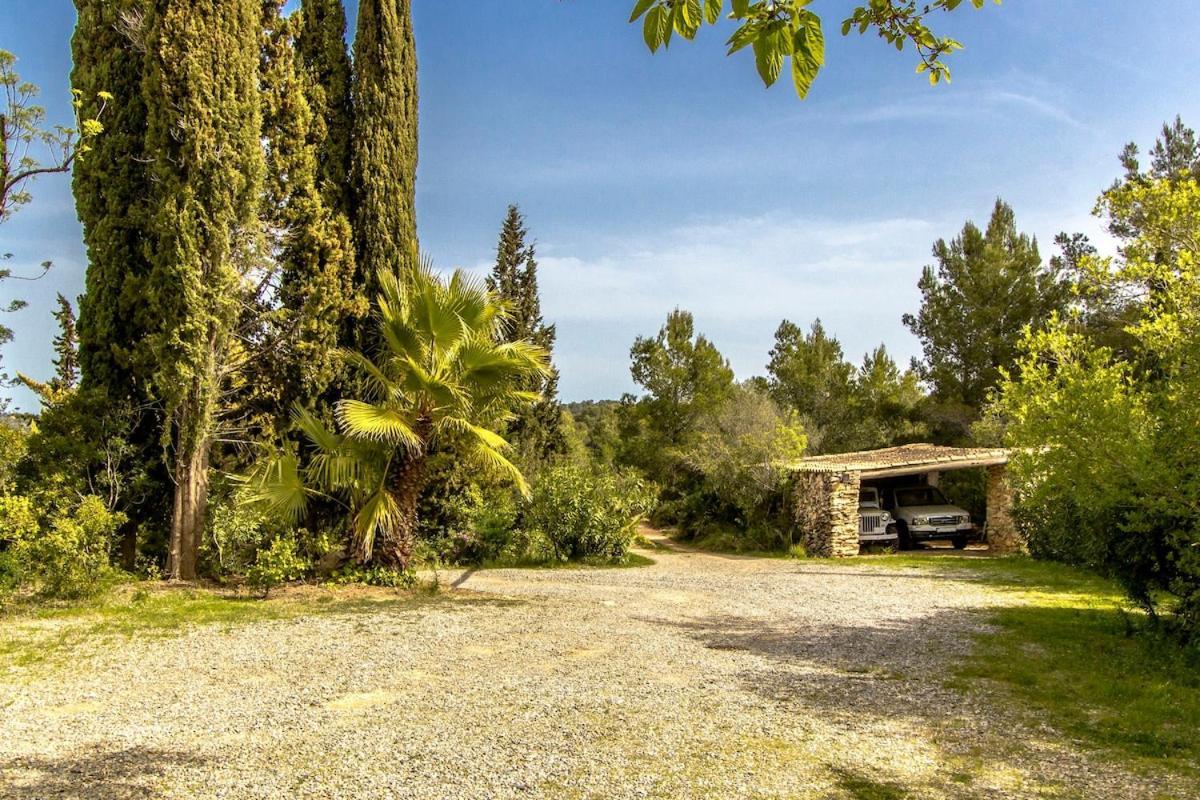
336, 400, 422, 450
243, 452, 311, 524
341, 350, 396, 402
292, 405, 344, 454
473, 441, 531, 498
353, 487, 402, 562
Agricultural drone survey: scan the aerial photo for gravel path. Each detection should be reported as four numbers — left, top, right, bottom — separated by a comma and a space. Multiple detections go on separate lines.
0, 535, 1181, 799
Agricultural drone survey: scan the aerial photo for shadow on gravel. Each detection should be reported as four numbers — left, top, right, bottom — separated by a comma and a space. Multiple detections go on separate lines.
643, 609, 989, 726
1, 745, 204, 799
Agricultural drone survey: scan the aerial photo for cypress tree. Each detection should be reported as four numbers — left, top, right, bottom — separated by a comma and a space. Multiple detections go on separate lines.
259, 0, 357, 433
72, 0, 168, 567
142, 0, 264, 580
487, 205, 564, 466
72, 0, 152, 400
296, 0, 354, 215
351, 0, 418, 309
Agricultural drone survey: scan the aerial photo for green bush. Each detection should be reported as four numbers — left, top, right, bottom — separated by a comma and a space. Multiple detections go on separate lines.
246, 534, 309, 597
329, 563, 415, 588
524, 466, 655, 562
0, 494, 125, 601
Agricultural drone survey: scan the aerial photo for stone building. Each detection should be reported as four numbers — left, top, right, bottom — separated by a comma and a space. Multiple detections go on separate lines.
786, 444, 1018, 557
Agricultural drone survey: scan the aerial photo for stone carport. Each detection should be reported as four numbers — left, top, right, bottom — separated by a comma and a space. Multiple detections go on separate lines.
785, 444, 1019, 557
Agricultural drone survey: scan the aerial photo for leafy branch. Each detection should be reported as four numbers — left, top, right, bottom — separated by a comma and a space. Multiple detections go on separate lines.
629, 0, 999, 98
0, 49, 110, 223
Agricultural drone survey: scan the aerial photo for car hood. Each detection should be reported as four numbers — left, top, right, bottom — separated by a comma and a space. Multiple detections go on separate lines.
895, 505, 968, 517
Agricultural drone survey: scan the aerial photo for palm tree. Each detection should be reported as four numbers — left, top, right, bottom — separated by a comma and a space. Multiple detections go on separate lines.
248, 260, 550, 568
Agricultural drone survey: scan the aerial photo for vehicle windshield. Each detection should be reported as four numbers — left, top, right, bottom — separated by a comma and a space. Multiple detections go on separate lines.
858, 489, 879, 506
895, 487, 949, 507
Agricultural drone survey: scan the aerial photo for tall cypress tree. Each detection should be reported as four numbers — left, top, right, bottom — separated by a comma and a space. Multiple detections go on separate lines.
295, 0, 354, 214
72, 0, 152, 401
351, 0, 418, 311
258, 0, 357, 434
72, 0, 168, 567
142, 0, 264, 580
487, 204, 564, 466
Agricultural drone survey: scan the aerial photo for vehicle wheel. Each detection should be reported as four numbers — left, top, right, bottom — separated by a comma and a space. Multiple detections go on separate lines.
952, 536, 967, 550
896, 524, 912, 551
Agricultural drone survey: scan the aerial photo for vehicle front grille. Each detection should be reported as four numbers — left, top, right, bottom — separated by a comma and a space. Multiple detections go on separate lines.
929, 515, 960, 526
860, 515, 882, 533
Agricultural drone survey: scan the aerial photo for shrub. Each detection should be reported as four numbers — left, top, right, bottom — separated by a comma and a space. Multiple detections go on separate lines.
524, 466, 655, 562
330, 563, 415, 588
246, 534, 309, 597
0, 494, 125, 601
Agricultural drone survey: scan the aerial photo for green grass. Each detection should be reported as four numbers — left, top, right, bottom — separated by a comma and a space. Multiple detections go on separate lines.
900, 558, 1200, 783
479, 551, 655, 570
0, 583, 425, 672
674, 528, 802, 560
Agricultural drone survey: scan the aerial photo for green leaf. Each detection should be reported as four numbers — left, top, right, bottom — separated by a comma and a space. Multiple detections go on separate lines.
644, 5, 664, 52
753, 35, 784, 87
704, 0, 722, 24
726, 21, 758, 54
731, 0, 749, 17
629, 0, 657, 23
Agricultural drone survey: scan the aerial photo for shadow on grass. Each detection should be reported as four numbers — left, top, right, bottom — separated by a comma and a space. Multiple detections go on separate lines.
1, 745, 204, 799
830, 767, 910, 800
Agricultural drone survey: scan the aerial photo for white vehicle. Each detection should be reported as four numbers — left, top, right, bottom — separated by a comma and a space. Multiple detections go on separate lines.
883, 485, 976, 550
857, 487, 898, 547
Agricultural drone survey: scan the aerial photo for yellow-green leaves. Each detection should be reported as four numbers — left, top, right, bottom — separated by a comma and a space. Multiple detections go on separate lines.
628, 0, 998, 99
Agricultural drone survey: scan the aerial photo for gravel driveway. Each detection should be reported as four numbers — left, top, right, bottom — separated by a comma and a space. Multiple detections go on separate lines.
0, 535, 1179, 799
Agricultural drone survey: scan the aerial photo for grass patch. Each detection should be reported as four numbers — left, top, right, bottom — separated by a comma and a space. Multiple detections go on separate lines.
0, 582, 424, 673
920, 558, 1200, 784
673, 529, 802, 560
479, 552, 655, 570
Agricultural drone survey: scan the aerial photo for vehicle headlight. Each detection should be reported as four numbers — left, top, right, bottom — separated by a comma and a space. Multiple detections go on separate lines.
880, 511, 892, 523
960, 515, 970, 524
913, 516, 929, 526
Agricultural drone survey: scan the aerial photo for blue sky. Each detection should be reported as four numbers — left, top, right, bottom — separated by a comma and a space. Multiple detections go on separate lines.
2, 1, 1199, 410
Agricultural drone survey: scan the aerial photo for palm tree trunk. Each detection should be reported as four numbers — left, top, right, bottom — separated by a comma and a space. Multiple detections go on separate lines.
379, 451, 426, 570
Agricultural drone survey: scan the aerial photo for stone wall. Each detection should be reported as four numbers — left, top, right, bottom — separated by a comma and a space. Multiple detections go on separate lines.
985, 464, 1024, 554
792, 471, 861, 558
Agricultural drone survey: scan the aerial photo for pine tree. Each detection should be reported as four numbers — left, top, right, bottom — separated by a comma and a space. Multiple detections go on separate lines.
351, 0, 418, 313
903, 200, 1068, 420
766, 318, 856, 453
142, 0, 264, 581
487, 205, 564, 466
295, 0, 354, 214
258, 0, 358, 433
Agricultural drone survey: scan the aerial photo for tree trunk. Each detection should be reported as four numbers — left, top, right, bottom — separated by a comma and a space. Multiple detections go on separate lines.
165, 398, 212, 581
377, 451, 426, 570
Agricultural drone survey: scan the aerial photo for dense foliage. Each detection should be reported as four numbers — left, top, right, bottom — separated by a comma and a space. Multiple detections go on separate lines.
525, 465, 656, 562
247, 262, 550, 570
994, 166, 1200, 639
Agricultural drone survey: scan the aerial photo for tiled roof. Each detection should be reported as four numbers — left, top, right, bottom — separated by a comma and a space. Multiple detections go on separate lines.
784, 443, 1009, 477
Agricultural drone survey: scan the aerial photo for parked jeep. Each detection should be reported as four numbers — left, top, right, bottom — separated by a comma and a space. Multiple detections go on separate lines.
857, 487, 898, 548
882, 485, 975, 550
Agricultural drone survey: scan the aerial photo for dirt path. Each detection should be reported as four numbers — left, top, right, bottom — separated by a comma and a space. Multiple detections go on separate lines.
0, 540, 1177, 799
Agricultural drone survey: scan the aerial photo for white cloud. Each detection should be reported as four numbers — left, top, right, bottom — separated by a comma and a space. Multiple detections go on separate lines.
503, 212, 941, 401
